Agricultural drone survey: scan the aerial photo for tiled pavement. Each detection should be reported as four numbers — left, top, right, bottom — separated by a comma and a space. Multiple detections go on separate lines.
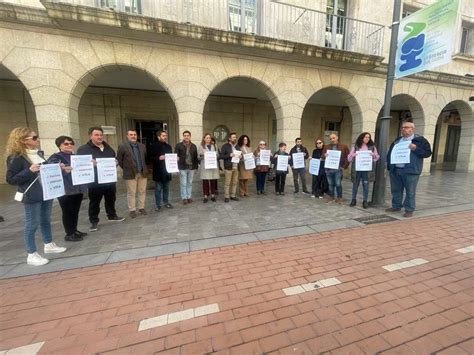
0, 211, 472, 354
0, 171, 473, 278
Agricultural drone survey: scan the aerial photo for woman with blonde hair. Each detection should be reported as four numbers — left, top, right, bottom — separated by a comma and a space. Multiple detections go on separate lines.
198, 133, 220, 202
6, 127, 67, 266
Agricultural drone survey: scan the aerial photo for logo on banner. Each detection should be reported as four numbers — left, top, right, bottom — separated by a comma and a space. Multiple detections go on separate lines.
399, 22, 427, 73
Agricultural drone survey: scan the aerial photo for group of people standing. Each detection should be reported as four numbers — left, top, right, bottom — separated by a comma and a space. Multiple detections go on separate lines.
6, 118, 431, 266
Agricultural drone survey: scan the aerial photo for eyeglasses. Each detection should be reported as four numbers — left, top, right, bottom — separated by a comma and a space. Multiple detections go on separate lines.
259, 143, 266, 146
25, 136, 39, 141
62, 142, 75, 146
316, 142, 323, 144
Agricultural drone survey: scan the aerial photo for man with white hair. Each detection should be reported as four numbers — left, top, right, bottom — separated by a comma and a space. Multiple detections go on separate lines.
386, 119, 432, 218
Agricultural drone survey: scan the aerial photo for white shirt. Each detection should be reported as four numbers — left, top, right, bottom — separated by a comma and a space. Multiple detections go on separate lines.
26, 149, 45, 165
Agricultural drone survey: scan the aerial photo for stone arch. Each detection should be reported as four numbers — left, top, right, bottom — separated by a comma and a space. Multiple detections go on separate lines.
203, 75, 283, 150
302, 86, 362, 146
432, 99, 473, 172
0, 64, 38, 183
69, 63, 179, 148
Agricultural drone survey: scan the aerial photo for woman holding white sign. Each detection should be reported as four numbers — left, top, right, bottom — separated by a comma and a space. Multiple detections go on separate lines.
254, 141, 270, 195
310, 138, 328, 199
6, 128, 67, 266
198, 133, 219, 203
347, 132, 379, 209
48, 136, 88, 242
237, 135, 253, 197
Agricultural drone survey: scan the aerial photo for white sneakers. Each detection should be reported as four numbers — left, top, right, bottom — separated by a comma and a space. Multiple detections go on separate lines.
27, 242, 67, 266
44, 242, 67, 254
27, 252, 49, 266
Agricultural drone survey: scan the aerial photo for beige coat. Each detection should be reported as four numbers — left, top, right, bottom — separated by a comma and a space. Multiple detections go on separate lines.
238, 145, 254, 180
198, 144, 220, 180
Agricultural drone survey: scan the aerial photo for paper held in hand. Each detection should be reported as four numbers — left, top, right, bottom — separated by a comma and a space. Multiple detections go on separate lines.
71, 154, 94, 185
309, 158, 321, 176
204, 151, 218, 170
259, 149, 271, 166
292, 152, 305, 169
231, 150, 242, 164
325, 150, 341, 170
165, 153, 179, 173
96, 158, 117, 184
244, 153, 256, 170
276, 155, 289, 171
390, 140, 411, 165
355, 151, 373, 171
40, 163, 65, 200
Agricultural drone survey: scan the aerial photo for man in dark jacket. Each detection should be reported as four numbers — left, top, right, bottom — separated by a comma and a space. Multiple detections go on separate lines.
150, 130, 173, 211
219, 132, 240, 203
386, 120, 432, 218
77, 126, 124, 232
289, 138, 310, 194
175, 130, 198, 204
322, 133, 350, 203
117, 129, 148, 218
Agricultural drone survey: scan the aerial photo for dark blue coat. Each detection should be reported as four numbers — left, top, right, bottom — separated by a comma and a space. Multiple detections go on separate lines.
6, 153, 43, 204
387, 135, 432, 175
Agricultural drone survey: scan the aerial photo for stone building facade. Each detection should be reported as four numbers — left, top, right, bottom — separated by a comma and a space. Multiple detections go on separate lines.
0, 0, 473, 183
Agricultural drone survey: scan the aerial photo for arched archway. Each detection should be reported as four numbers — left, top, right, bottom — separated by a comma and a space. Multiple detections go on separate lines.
203, 76, 281, 151
432, 100, 473, 172
302, 86, 361, 148
70, 64, 178, 151
376, 94, 425, 144
0, 64, 37, 184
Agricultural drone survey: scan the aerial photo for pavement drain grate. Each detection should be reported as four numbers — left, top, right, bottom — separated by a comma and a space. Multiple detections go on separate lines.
354, 215, 398, 225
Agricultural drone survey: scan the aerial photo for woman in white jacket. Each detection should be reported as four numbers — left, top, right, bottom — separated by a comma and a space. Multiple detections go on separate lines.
198, 133, 220, 203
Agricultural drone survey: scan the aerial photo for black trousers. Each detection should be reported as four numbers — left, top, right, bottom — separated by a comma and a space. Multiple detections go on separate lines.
311, 172, 328, 197
275, 174, 287, 193
58, 193, 83, 235
88, 185, 117, 224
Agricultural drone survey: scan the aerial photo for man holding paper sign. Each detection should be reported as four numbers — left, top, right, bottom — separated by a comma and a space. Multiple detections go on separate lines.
386, 120, 431, 218
220, 132, 241, 202
289, 138, 309, 194
77, 126, 125, 232
347, 133, 379, 209
323, 134, 349, 203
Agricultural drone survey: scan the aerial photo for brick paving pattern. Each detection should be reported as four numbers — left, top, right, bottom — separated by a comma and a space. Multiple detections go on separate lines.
0, 211, 473, 354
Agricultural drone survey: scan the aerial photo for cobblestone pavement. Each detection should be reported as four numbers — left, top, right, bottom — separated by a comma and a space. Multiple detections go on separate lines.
0, 171, 473, 278
0, 211, 472, 354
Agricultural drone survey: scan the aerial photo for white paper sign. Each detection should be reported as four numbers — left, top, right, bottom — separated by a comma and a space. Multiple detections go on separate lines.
292, 152, 305, 169
325, 150, 342, 170
40, 164, 65, 200
96, 158, 117, 184
355, 151, 373, 171
71, 155, 94, 185
309, 159, 321, 175
244, 153, 256, 170
204, 151, 218, 170
276, 155, 289, 171
231, 150, 242, 164
165, 154, 179, 173
259, 150, 271, 166
391, 140, 411, 165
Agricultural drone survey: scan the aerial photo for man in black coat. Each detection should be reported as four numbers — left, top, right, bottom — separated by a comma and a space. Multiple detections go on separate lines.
150, 130, 173, 211
77, 126, 124, 232
289, 137, 310, 194
219, 132, 241, 203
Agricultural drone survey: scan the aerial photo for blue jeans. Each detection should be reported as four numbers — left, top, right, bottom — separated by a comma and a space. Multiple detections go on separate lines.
389, 169, 420, 212
155, 180, 170, 208
179, 169, 194, 200
23, 200, 53, 253
326, 169, 342, 198
255, 171, 267, 192
352, 171, 369, 201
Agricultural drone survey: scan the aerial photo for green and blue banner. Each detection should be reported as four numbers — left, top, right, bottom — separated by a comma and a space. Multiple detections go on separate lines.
395, 0, 460, 79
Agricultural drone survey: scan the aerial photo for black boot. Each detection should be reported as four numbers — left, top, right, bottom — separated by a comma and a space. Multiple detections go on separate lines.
350, 199, 356, 207
362, 200, 369, 209
65, 234, 83, 242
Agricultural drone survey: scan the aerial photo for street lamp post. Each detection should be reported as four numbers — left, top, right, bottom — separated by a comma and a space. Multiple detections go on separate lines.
371, 0, 402, 207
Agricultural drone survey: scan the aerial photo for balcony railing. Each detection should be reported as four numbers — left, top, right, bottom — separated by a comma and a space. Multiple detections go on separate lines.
48, 0, 385, 57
